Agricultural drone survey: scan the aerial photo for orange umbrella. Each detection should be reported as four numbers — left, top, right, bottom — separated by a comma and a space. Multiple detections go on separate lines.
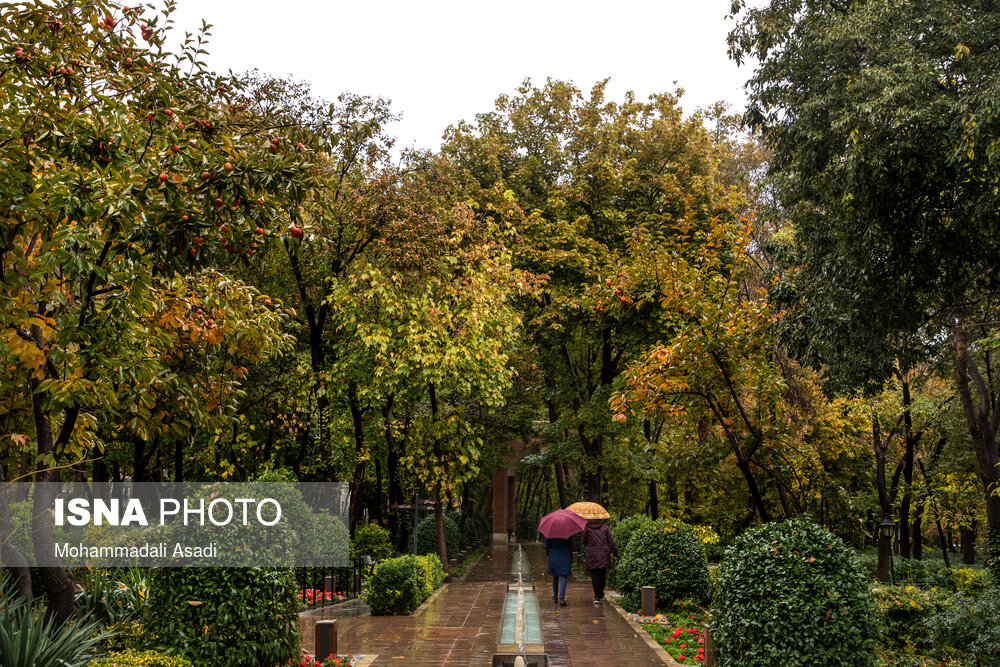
566, 501, 610, 520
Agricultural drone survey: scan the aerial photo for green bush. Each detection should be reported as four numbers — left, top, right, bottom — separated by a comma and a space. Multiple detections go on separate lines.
415, 514, 460, 560
954, 567, 991, 596
144, 568, 299, 667
352, 523, 393, 561
895, 558, 956, 590
415, 554, 446, 596
364, 554, 444, 615
609, 514, 652, 589
711, 519, 878, 667
872, 584, 951, 649
100, 621, 146, 654
612, 514, 653, 554
615, 518, 710, 609
88, 650, 194, 667
856, 551, 878, 580
927, 589, 1000, 666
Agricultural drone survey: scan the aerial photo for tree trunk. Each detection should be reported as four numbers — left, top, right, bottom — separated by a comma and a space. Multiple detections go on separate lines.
911, 508, 923, 560
954, 319, 1000, 574
434, 486, 447, 566
373, 455, 383, 525
734, 455, 770, 523
586, 468, 602, 503
383, 397, 404, 549
935, 515, 951, 569
648, 479, 659, 520
960, 525, 977, 565
553, 459, 568, 508
347, 383, 366, 534
876, 530, 892, 583
428, 383, 448, 566
899, 377, 915, 559
29, 374, 74, 624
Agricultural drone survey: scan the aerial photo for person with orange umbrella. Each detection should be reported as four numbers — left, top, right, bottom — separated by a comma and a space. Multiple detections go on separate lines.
568, 502, 617, 605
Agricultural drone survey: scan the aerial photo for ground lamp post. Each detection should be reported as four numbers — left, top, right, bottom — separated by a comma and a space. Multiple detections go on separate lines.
876, 517, 897, 583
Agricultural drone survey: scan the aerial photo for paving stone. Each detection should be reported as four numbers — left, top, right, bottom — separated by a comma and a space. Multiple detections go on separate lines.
301, 543, 667, 666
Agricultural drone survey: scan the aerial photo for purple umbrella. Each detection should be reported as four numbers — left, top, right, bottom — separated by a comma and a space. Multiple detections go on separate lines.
538, 509, 587, 540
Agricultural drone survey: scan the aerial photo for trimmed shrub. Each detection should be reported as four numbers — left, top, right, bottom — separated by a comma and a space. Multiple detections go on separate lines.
352, 523, 393, 561
609, 514, 652, 589
616, 518, 710, 609
416, 514, 460, 560
415, 554, 446, 597
88, 650, 194, 667
612, 514, 653, 554
144, 568, 299, 667
712, 520, 878, 667
927, 589, 1000, 666
872, 584, 952, 649
856, 551, 879, 580
364, 554, 444, 615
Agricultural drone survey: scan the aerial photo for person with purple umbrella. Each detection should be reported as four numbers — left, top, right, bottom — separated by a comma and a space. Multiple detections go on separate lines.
538, 508, 586, 606
545, 534, 572, 606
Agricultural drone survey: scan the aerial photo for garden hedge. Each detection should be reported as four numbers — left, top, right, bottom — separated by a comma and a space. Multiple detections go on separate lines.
608, 514, 652, 590
364, 554, 445, 615
711, 520, 878, 667
615, 517, 710, 608
88, 650, 194, 667
144, 568, 300, 667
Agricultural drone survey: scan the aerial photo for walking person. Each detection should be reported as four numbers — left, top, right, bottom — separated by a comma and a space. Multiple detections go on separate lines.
583, 518, 617, 605
545, 535, 572, 606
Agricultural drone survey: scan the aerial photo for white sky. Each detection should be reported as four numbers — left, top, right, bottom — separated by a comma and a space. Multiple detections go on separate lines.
164, 0, 752, 152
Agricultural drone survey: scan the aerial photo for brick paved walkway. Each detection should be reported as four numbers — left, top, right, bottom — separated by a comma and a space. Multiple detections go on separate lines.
300, 542, 668, 666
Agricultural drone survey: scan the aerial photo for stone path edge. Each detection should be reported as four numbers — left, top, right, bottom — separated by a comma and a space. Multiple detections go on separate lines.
608, 598, 679, 666
411, 581, 449, 615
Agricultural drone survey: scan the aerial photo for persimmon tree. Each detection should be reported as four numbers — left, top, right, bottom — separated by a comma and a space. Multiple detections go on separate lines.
0, 0, 313, 619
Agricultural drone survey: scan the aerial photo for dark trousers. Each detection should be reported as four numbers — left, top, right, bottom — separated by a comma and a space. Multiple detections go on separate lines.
590, 567, 607, 599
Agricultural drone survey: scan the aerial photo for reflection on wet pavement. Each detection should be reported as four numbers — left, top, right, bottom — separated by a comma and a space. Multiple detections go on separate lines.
300, 542, 668, 666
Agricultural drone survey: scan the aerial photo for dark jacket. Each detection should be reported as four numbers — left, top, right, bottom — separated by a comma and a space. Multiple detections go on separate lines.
545, 537, 573, 576
583, 523, 618, 570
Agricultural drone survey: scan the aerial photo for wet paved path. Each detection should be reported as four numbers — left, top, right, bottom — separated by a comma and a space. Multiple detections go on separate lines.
300, 542, 668, 666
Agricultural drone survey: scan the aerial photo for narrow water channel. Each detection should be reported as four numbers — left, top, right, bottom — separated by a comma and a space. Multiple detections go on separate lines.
494, 543, 547, 666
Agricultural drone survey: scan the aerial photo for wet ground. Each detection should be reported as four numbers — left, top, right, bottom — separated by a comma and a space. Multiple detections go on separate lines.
299, 542, 669, 666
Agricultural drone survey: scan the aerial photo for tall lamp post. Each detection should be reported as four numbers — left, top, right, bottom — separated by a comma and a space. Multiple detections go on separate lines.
876, 517, 897, 583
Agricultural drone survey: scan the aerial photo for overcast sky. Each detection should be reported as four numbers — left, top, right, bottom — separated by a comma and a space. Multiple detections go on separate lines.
164, 0, 753, 152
